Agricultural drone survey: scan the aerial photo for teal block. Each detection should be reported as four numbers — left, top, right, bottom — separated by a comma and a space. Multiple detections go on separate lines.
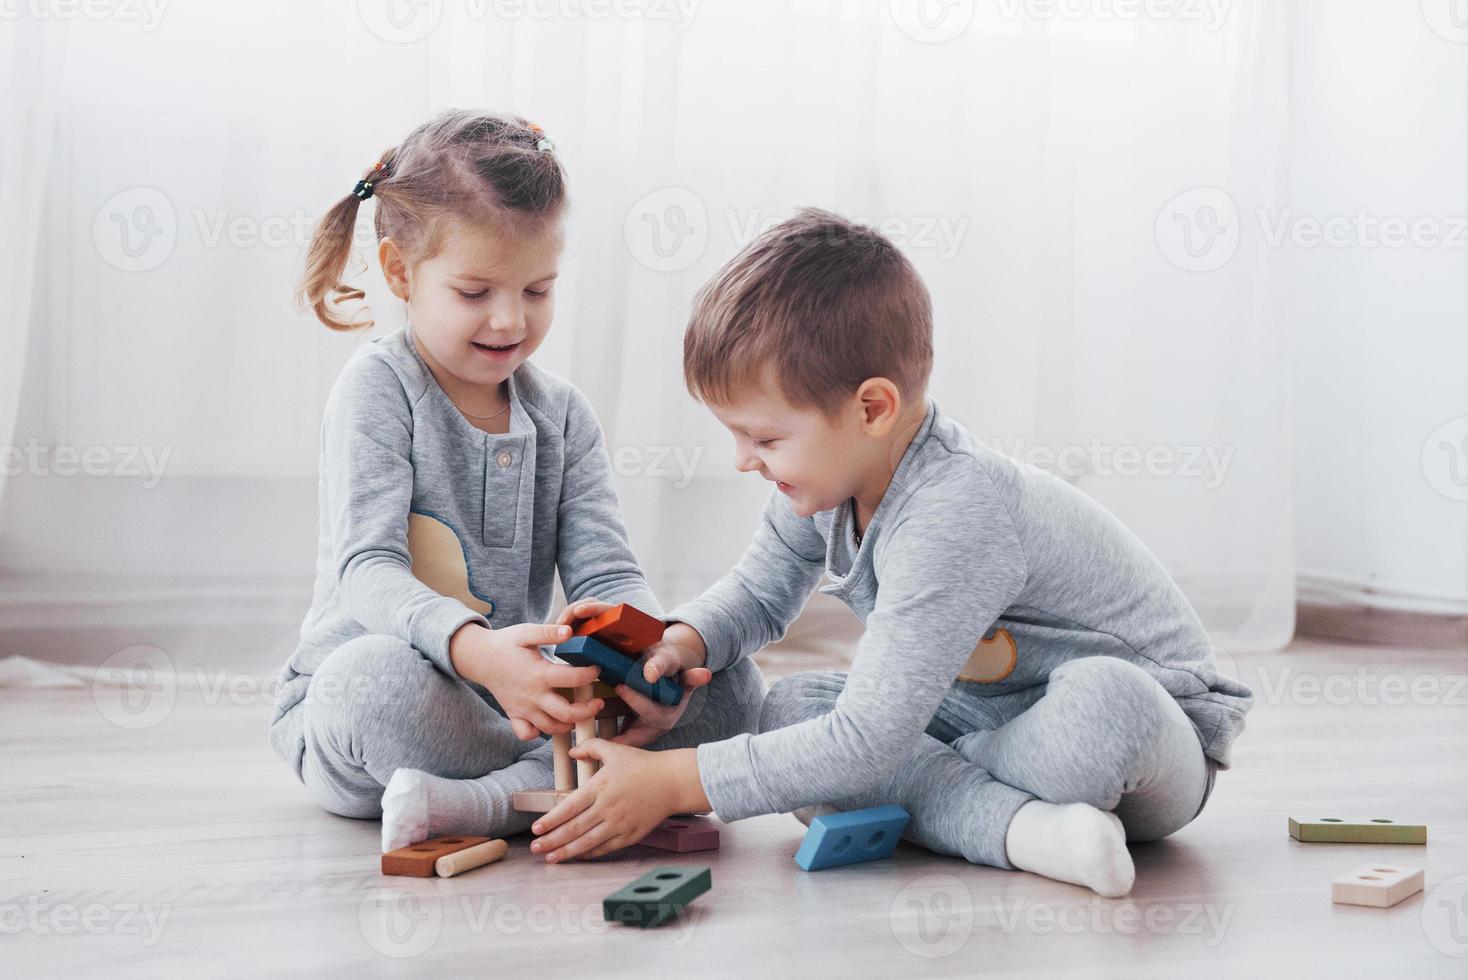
795, 805, 909, 871
602, 866, 711, 927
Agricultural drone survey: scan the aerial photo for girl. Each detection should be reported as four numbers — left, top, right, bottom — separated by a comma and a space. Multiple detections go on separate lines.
270, 110, 763, 851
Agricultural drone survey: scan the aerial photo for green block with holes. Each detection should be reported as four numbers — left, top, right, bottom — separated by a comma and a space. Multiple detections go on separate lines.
602, 866, 711, 927
1288, 816, 1427, 844
795, 805, 910, 871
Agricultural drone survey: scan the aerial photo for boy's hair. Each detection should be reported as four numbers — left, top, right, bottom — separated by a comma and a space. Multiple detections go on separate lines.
683, 208, 933, 413
298, 109, 567, 331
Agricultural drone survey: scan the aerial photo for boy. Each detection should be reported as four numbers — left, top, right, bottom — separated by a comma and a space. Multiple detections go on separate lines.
530, 209, 1254, 896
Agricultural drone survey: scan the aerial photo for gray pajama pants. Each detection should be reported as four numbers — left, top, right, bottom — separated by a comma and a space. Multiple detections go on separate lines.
760, 656, 1215, 869
293, 633, 766, 835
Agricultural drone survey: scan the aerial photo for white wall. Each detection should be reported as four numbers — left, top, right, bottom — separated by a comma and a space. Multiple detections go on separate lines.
1288, 0, 1468, 612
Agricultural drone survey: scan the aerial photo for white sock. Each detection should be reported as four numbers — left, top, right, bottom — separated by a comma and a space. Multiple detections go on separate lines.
381, 768, 522, 853
1003, 801, 1135, 897
791, 803, 839, 827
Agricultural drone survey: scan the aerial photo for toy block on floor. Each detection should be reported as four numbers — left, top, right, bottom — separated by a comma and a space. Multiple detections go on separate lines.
639, 817, 720, 853
1331, 864, 1424, 908
435, 839, 509, 878
573, 603, 666, 655
555, 635, 681, 707
381, 836, 492, 877
1289, 817, 1427, 844
512, 790, 573, 813
795, 805, 909, 871
603, 866, 711, 927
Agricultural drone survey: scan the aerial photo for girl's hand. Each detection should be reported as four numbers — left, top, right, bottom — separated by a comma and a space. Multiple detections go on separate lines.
555, 597, 616, 629
449, 623, 602, 741
530, 743, 701, 862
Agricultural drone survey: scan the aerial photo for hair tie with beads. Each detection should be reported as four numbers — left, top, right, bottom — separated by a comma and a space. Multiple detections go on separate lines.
353, 161, 386, 200
528, 122, 554, 153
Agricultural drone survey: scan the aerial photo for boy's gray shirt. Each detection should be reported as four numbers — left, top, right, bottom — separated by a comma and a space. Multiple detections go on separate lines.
269, 328, 658, 774
674, 402, 1255, 822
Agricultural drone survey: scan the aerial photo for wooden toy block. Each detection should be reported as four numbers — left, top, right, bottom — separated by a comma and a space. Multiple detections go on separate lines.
555, 636, 682, 707
381, 836, 491, 877
1331, 864, 1424, 908
573, 603, 666, 655
639, 817, 720, 853
795, 805, 909, 872
435, 839, 509, 878
1289, 817, 1427, 844
573, 684, 599, 785
511, 790, 573, 813
595, 717, 619, 740
552, 731, 574, 792
603, 866, 711, 928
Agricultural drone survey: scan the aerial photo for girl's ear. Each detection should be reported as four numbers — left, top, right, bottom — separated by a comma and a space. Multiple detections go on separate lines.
379, 237, 411, 302
856, 377, 902, 435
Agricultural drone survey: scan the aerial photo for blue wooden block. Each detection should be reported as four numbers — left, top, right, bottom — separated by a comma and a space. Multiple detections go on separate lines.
794, 805, 910, 871
554, 636, 681, 707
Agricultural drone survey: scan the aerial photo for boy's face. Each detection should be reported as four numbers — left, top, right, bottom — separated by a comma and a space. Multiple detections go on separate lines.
707, 379, 874, 519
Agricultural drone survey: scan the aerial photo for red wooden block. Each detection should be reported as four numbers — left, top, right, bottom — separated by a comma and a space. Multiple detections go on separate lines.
638, 817, 720, 853
572, 603, 666, 655
381, 835, 491, 877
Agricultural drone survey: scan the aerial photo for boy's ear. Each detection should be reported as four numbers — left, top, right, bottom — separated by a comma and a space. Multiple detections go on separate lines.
379, 237, 411, 302
855, 377, 902, 435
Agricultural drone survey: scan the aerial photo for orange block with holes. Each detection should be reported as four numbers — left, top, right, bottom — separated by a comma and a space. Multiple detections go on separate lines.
572, 603, 665, 655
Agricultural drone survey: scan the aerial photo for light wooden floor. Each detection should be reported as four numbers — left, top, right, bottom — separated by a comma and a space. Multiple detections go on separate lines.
3, 638, 1466, 977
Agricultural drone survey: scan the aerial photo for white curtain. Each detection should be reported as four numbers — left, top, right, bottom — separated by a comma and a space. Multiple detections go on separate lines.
1, 0, 1299, 657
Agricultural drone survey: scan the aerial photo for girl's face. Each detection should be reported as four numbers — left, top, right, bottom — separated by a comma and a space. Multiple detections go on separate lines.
381, 215, 563, 390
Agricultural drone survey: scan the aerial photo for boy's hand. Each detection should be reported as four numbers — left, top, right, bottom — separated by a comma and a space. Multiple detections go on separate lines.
448, 623, 602, 741
530, 743, 703, 862
611, 666, 712, 747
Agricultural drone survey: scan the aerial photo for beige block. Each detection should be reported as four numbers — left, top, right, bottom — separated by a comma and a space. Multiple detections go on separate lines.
435, 839, 509, 878
1331, 864, 1424, 908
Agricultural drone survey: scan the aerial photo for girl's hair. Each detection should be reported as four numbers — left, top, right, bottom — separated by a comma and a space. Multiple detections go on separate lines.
297, 109, 567, 331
